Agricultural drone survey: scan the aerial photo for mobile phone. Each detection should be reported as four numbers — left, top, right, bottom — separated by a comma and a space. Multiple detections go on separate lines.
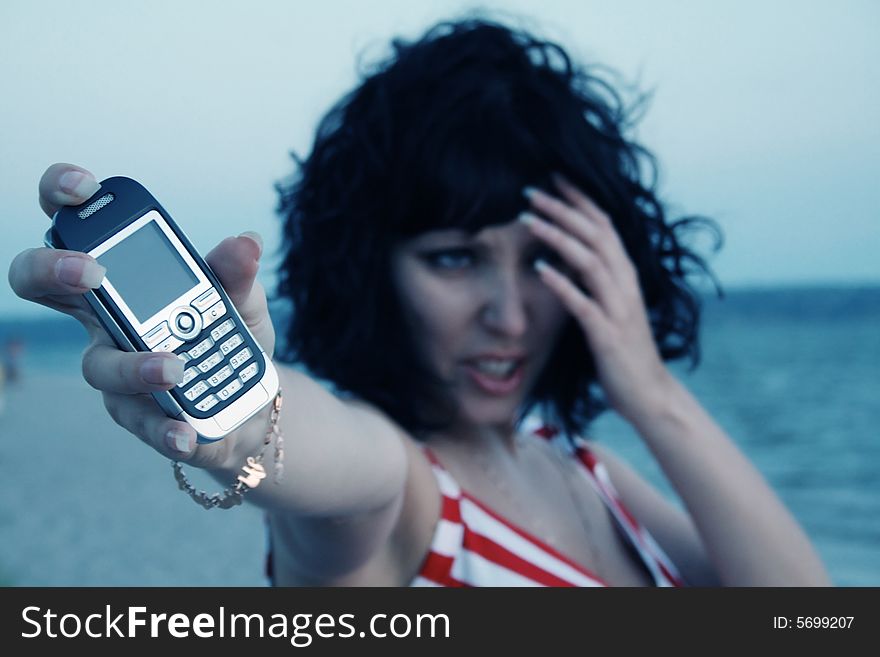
45, 176, 279, 442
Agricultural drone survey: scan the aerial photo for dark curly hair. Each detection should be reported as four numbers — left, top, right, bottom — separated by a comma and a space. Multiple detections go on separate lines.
275, 17, 722, 440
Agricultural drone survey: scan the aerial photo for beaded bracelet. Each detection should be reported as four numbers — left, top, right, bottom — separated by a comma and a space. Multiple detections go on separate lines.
172, 390, 284, 509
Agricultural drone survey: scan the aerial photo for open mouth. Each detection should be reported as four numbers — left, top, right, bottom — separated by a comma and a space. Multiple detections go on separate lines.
463, 358, 526, 396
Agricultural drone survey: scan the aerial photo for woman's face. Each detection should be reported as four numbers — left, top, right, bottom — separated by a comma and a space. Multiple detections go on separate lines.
392, 220, 569, 431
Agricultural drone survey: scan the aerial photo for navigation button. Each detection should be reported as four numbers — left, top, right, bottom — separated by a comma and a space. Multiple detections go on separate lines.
176, 314, 194, 332
168, 306, 202, 341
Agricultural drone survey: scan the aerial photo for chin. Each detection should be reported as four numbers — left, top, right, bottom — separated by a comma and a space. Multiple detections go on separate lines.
456, 395, 522, 429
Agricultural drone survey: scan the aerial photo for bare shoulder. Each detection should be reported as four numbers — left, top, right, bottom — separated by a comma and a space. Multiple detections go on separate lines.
580, 439, 650, 491
582, 439, 721, 586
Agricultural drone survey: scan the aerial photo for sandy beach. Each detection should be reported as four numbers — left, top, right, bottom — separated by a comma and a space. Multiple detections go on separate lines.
0, 370, 267, 586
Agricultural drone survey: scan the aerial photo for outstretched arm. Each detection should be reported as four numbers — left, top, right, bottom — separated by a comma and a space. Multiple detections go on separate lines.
9, 164, 414, 584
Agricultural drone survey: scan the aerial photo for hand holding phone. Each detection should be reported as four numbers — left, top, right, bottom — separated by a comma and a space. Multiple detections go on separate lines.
45, 176, 279, 442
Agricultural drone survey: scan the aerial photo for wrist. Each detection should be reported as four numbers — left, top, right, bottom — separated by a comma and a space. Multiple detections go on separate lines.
623, 369, 691, 434
212, 398, 277, 472
178, 389, 284, 510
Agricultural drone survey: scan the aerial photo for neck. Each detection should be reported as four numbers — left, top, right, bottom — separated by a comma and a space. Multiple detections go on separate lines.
426, 417, 524, 459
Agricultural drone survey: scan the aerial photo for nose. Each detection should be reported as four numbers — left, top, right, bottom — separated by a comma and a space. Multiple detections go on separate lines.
480, 270, 529, 338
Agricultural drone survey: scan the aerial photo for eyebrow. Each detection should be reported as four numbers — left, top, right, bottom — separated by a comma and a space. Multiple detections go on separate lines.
409, 224, 542, 250
414, 229, 473, 243
414, 235, 545, 254
406, 234, 470, 252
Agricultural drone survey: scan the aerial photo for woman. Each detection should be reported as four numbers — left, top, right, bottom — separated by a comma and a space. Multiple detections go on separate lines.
8, 19, 830, 586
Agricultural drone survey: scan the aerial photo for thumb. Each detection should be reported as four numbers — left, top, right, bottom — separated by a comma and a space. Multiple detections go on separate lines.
205, 232, 263, 306
205, 232, 274, 352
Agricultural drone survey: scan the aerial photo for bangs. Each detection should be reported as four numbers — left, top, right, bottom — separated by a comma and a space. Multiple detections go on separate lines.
391, 82, 559, 237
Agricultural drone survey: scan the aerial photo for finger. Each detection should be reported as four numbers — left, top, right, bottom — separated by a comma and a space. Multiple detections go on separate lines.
549, 174, 635, 283
38, 163, 101, 217
205, 232, 274, 346
8, 247, 106, 300
524, 185, 600, 249
102, 391, 198, 459
234, 277, 274, 348
82, 343, 185, 394
550, 174, 617, 234
205, 232, 262, 306
524, 184, 625, 283
519, 212, 622, 315
534, 259, 609, 340
526, 187, 614, 271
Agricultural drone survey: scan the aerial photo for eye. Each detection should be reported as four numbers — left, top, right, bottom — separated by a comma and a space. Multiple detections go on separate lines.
420, 248, 477, 271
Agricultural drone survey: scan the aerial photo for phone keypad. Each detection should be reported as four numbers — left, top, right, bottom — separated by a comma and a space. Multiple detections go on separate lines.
197, 351, 223, 373
184, 380, 209, 401
210, 319, 235, 341
142, 287, 261, 416
155, 335, 184, 353
178, 366, 199, 387
230, 347, 252, 369
195, 395, 219, 412
187, 336, 214, 360
206, 364, 234, 387
239, 362, 259, 383
219, 333, 243, 355
217, 378, 242, 400
201, 300, 226, 328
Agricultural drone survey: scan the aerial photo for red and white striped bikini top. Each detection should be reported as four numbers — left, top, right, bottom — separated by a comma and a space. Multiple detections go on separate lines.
410, 426, 686, 587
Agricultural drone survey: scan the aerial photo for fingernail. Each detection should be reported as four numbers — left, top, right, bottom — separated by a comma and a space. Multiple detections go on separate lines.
523, 186, 539, 200
59, 170, 101, 199
238, 231, 263, 254
55, 256, 106, 288
166, 429, 193, 454
141, 356, 184, 385
518, 211, 535, 226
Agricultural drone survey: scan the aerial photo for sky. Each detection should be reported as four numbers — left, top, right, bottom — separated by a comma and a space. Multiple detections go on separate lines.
1, 0, 878, 318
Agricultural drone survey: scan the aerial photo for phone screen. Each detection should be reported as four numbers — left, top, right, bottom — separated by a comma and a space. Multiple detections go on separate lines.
97, 219, 199, 322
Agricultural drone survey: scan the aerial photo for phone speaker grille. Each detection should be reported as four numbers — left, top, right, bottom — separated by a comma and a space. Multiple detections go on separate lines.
78, 193, 115, 219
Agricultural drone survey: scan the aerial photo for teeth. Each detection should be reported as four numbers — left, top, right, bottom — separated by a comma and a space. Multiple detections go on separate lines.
473, 359, 517, 377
